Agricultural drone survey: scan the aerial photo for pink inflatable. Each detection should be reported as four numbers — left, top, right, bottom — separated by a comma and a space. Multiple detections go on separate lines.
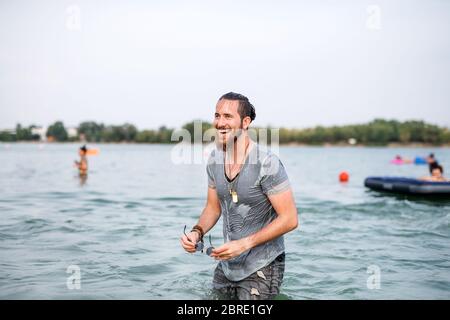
390, 159, 404, 165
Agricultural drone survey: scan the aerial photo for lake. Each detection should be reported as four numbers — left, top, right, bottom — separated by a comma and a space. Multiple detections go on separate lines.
0, 143, 449, 299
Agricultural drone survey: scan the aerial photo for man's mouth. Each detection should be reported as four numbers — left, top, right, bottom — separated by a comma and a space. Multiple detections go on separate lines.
218, 129, 231, 135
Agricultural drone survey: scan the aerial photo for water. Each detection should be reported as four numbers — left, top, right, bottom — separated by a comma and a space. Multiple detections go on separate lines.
0, 143, 449, 299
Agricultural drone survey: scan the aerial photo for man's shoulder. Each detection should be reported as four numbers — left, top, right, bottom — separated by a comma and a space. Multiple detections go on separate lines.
252, 145, 287, 178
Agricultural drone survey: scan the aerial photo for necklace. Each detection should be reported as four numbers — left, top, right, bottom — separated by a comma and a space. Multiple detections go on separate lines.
225, 139, 250, 203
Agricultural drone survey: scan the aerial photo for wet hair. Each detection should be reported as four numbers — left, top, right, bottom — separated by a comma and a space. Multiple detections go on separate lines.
219, 92, 256, 122
429, 153, 435, 159
80, 145, 87, 153
429, 162, 443, 174
432, 165, 443, 174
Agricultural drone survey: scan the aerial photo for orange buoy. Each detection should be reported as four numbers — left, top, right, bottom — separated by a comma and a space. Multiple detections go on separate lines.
86, 148, 99, 156
339, 171, 349, 182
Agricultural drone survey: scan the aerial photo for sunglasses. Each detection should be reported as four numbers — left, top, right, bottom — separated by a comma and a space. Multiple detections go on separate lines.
184, 225, 215, 256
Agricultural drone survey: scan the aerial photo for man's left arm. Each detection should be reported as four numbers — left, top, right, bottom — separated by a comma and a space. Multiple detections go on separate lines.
211, 188, 298, 260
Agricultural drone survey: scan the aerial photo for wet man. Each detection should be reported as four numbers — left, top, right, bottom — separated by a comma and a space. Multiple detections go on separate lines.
180, 92, 298, 300
74, 145, 88, 176
421, 164, 448, 182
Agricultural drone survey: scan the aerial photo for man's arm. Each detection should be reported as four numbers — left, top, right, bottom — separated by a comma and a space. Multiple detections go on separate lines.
180, 187, 221, 253
211, 188, 298, 260
196, 187, 222, 234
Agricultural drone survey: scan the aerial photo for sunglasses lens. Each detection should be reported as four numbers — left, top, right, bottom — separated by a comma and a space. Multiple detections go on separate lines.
206, 247, 214, 256
195, 242, 204, 251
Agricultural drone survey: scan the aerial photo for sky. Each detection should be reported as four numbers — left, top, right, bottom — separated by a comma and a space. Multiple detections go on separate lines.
1, 0, 450, 130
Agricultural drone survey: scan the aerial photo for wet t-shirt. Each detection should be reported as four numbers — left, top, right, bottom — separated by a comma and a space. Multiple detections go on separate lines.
207, 142, 291, 281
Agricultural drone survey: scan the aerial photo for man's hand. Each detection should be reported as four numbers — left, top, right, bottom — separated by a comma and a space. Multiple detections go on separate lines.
180, 231, 200, 253
210, 238, 251, 261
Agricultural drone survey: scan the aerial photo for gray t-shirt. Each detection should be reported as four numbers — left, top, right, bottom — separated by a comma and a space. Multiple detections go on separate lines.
207, 142, 291, 281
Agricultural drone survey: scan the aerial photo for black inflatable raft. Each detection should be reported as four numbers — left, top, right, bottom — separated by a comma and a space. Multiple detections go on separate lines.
364, 176, 450, 196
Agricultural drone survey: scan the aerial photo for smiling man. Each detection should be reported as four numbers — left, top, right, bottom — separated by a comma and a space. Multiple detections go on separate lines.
180, 92, 298, 300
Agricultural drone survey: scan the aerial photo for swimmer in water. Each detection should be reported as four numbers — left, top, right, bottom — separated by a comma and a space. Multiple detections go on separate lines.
391, 155, 412, 164
420, 164, 448, 182
426, 153, 440, 173
74, 145, 88, 176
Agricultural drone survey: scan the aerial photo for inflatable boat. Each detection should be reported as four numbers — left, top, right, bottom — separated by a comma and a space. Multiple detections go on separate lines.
364, 176, 450, 196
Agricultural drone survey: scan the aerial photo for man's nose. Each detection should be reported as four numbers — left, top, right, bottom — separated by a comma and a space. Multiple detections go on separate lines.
216, 116, 226, 128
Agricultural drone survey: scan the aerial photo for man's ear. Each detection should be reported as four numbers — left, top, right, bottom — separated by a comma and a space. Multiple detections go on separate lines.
242, 116, 252, 130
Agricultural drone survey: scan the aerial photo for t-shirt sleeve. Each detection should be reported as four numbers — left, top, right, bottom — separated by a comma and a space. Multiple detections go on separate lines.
260, 153, 290, 195
206, 163, 216, 189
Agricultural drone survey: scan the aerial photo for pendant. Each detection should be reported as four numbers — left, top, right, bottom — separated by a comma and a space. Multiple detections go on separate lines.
231, 190, 238, 203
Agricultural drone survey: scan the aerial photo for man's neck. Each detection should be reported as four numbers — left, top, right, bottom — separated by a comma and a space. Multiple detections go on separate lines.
225, 133, 249, 165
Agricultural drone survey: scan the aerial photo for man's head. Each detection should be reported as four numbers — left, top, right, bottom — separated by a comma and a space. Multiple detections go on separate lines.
431, 165, 443, 178
213, 92, 256, 148
79, 145, 87, 156
427, 153, 436, 164
429, 161, 440, 174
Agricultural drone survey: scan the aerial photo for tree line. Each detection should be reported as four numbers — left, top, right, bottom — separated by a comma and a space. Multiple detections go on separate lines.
1, 119, 449, 145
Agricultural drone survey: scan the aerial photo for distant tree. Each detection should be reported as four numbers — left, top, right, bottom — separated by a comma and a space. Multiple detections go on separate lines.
15, 124, 30, 140
136, 130, 157, 143
78, 121, 105, 142
182, 120, 212, 143
46, 121, 68, 141
0, 130, 15, 142
156, 126, 175, 143
99, 123, 138, 142
442, 128, 450, 144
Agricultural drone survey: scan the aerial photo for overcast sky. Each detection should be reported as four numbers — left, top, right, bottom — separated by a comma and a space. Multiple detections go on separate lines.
1, 0, 449, 130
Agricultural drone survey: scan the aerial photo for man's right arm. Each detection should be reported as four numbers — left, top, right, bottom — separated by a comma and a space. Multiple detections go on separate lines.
180, 187, 221, 253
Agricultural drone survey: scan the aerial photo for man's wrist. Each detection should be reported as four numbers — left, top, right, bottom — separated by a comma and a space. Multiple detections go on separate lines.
242, 236, 255, 251
190, 229, 201, 240
189, 231, 200, 242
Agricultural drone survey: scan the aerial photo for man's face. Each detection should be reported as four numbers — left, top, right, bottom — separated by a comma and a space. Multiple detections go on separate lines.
213, 99, 243, 148
432, 168, 442, 178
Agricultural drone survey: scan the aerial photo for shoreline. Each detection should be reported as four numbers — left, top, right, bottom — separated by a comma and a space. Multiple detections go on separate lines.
1, 141, 450, 148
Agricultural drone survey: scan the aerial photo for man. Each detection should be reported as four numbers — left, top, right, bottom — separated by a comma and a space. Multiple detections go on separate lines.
74, 145, 88, 176
427, 153, 439, 173
421, 164, 448, 182
180, 92, 298, 300
427, 153, 436, 165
